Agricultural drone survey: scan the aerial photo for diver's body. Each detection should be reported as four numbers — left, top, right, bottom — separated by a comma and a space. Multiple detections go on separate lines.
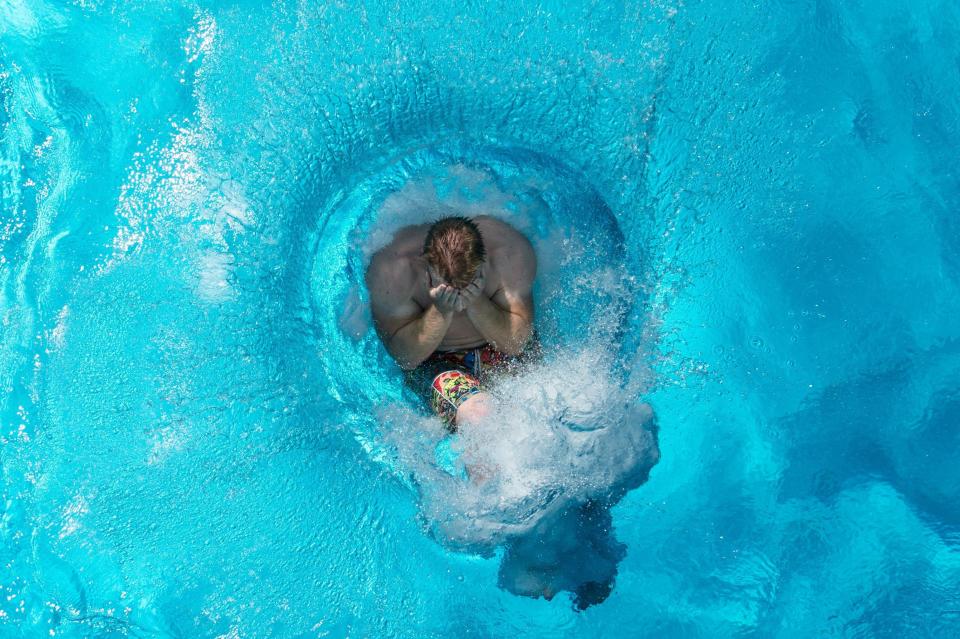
366, 215, 536, 428
368, 217, 650, 608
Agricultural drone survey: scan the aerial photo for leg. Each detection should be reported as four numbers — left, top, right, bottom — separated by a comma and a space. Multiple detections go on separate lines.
455, 391, 493, 426
455, 392, 496, 483
430, 369, 483, 432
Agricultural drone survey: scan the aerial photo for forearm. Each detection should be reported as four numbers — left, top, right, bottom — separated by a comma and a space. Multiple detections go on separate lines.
386, 305, 452, 370
466, 296, 532, 355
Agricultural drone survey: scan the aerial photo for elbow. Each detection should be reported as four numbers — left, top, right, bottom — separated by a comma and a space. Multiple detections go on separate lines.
507, 323, 535, 356
387, 341, 424, 371
498, 333, 532, 357
383, 333, 422, 371
497, 341, 524, 357
397, 359, 419, 372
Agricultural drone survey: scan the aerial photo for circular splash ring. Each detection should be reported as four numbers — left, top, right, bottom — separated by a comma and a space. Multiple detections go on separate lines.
304, 142, 636, 430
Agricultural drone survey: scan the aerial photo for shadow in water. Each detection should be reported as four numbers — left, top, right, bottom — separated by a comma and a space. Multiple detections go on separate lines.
495, 412, 660, 609
499, 500, 624, 610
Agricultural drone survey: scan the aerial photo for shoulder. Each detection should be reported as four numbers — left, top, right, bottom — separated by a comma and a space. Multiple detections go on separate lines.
366, 225, 426, 288
366, 249, 418, 304
477, 217, 534, 254
477, 217, 536, 287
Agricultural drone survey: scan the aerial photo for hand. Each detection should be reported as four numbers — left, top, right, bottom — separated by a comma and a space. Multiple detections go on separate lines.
429, 283, 460, 315
456, 264, 487, 312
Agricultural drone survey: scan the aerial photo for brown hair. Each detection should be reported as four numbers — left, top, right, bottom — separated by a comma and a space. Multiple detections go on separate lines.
423, 216, 486, 288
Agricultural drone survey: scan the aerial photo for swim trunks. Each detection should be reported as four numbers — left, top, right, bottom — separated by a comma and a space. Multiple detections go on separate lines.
406, 342, 534, 431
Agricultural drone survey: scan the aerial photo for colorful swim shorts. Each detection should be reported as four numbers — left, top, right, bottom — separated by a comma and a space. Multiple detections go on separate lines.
406, 343, 532, 431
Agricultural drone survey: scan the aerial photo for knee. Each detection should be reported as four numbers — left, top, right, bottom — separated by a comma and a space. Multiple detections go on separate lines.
456, 391, 492, 426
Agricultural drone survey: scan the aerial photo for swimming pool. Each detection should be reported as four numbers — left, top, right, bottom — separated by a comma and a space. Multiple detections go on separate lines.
2, 0, 959, 636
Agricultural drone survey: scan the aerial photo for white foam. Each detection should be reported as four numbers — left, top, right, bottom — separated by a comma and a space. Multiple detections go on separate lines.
383, 345, 658, 551
196, 250, 235, 302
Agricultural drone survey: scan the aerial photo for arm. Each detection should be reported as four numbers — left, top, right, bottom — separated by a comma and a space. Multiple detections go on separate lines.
463, 238, 536, 356
366, 255, 459, 370
382, 304, 453, 370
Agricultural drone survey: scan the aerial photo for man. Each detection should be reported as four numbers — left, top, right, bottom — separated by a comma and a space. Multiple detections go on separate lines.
366, 215, 537, 430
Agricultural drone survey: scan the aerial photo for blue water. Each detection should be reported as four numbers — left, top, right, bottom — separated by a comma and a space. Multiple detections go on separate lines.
2, 0, 959, 637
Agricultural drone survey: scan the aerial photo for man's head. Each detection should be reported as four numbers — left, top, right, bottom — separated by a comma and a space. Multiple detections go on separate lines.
422, 216, 486, 288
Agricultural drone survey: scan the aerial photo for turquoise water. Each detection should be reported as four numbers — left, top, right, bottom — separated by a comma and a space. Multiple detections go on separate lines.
2, 0, 960, 637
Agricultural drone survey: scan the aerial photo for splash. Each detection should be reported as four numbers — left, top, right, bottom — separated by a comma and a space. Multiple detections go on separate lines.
385, 347, 659, 550
341, 149, 661, 604
379, 342, 659, 608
